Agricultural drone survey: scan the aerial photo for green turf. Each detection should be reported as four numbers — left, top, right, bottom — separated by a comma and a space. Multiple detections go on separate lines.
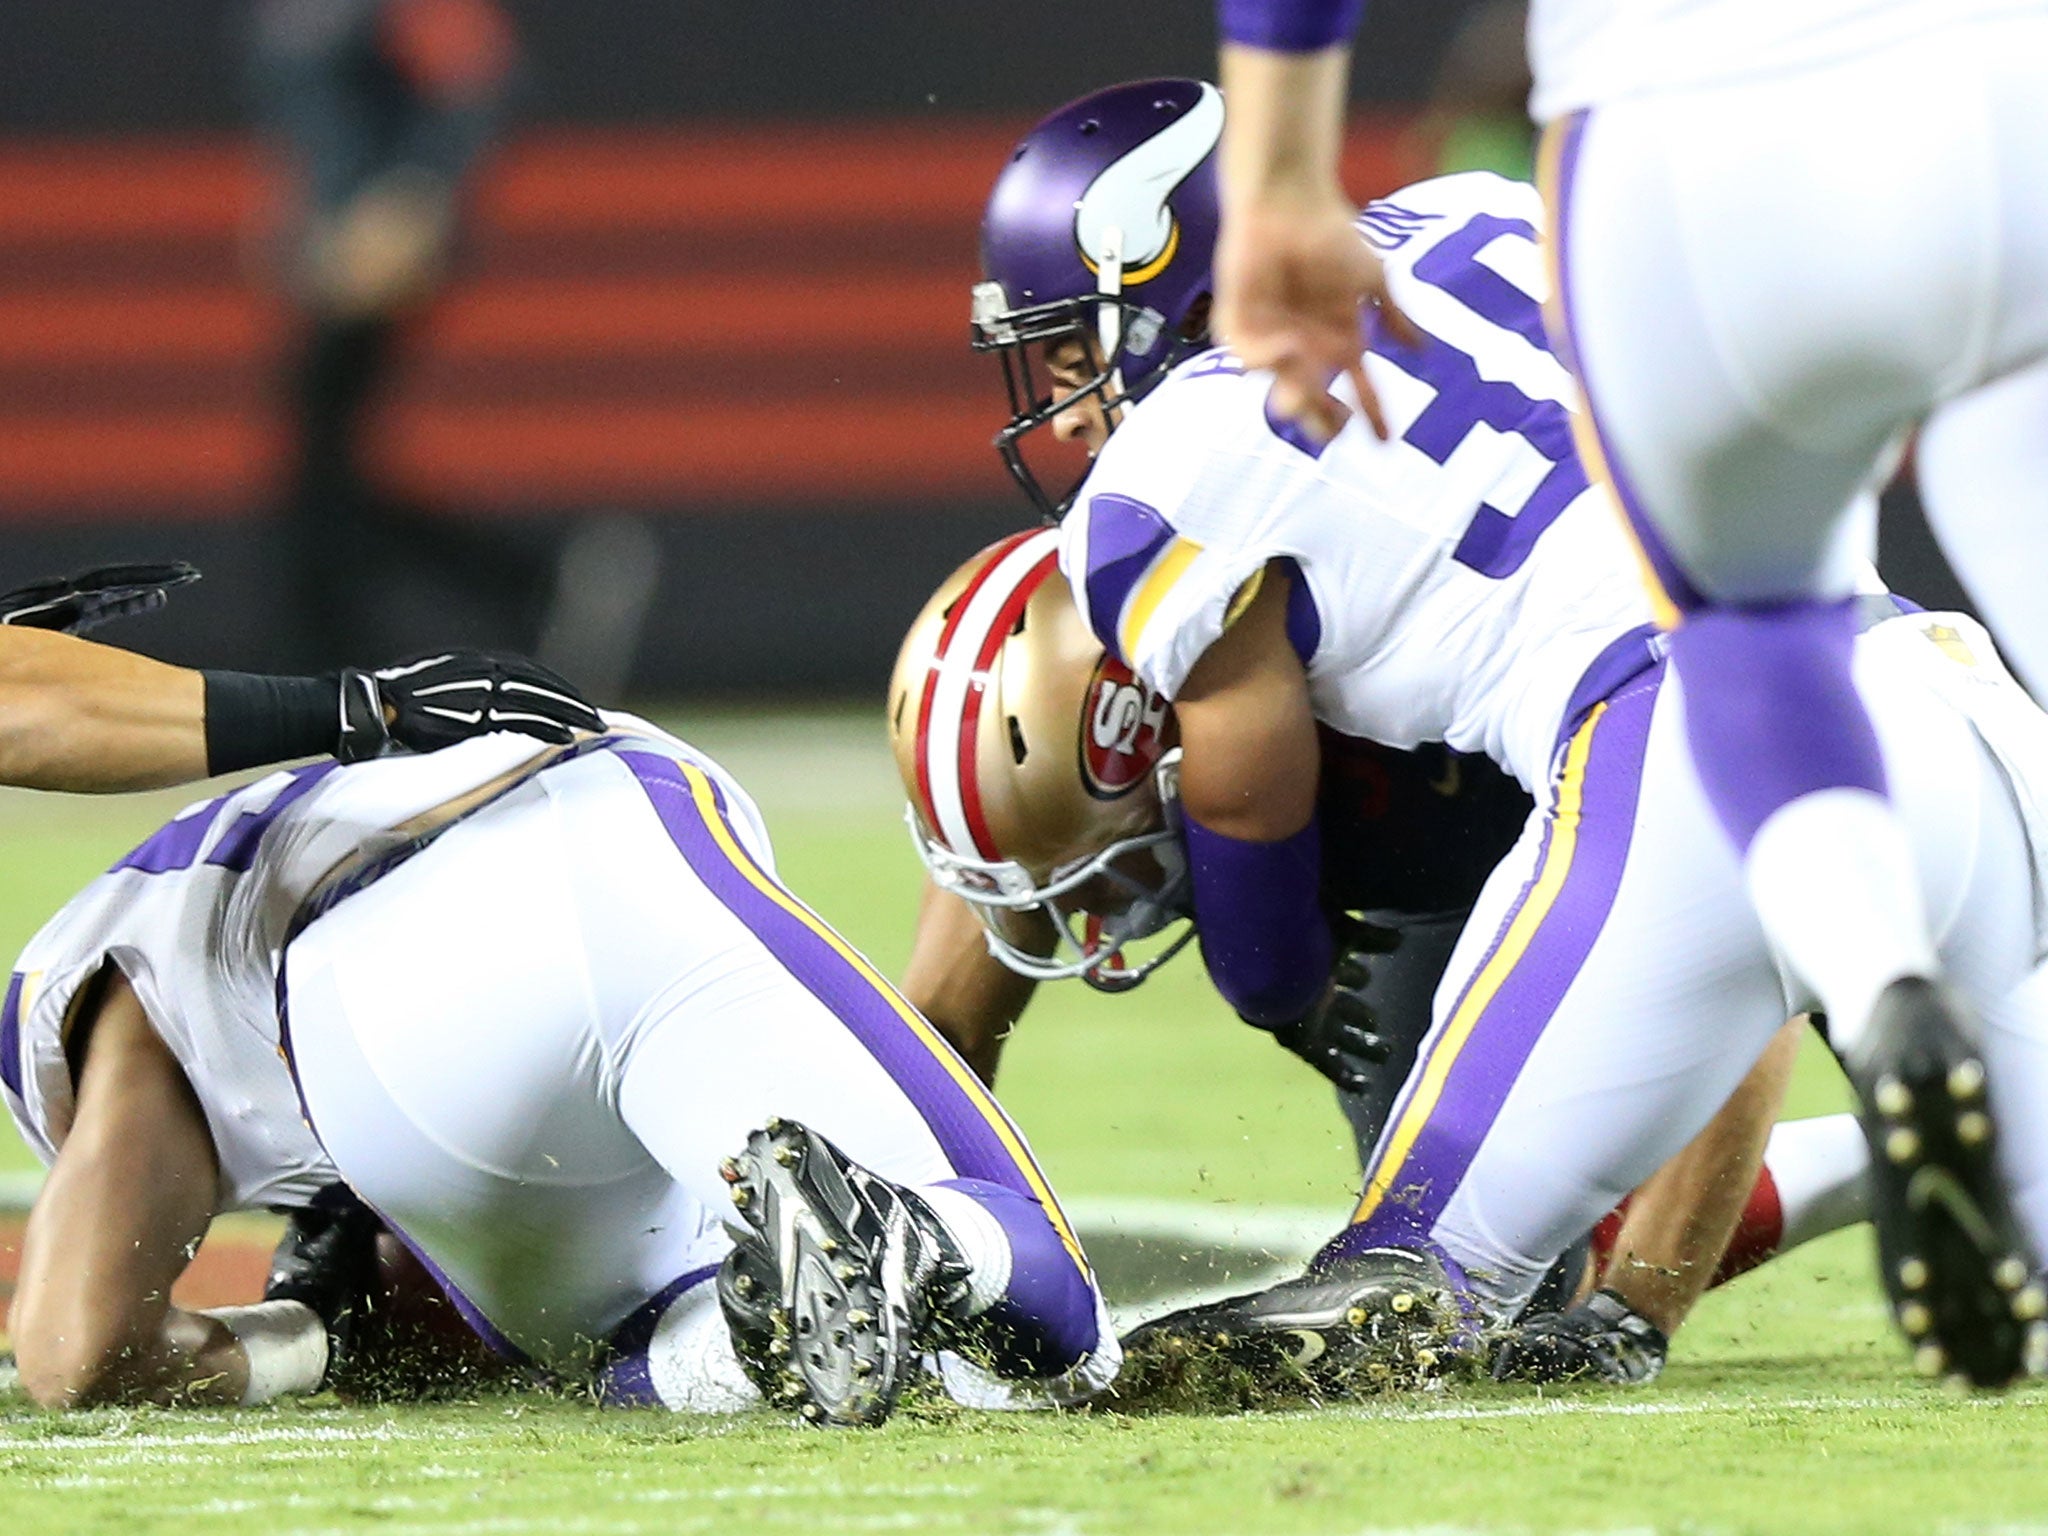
7, 713, 2036, 1535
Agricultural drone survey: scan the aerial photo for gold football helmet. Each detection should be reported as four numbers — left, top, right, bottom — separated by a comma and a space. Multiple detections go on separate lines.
888, 527, 1192, 990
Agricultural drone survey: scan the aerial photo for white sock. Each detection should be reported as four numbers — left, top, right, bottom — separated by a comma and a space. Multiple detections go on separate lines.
1765, 1113, 1873, 1251
643, 1282, 760, 1414
1744, 788, 1938, 1051
914, 1185, 1013, 1317
203, 1299, 328, 1405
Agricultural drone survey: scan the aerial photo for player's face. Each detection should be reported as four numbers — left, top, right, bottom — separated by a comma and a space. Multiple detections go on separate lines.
1043, 336, 1119, 453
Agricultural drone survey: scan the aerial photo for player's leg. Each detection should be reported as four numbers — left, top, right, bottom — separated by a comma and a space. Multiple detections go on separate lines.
1919, 362, 2048, 697
12, 969, 322, 1408
1544, 70, 2034, 1384
607, 748, 1113, 1422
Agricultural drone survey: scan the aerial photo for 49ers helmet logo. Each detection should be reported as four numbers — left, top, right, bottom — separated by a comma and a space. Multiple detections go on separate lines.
1080, 655, 1170, 798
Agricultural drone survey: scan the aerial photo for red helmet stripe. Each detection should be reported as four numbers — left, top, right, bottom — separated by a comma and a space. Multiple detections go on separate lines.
912, 528, 1060, 860
954, 547, 1060, 858
910, 528, 1040, 839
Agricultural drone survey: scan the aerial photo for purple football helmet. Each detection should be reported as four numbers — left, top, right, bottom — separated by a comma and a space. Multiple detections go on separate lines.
974, 79, 1223, 521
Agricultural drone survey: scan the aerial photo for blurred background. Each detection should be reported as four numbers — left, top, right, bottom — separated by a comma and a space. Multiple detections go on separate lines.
0, 0, 1965, 703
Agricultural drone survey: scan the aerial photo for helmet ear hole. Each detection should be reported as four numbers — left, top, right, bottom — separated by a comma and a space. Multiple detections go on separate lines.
1007, 716, 1029, 766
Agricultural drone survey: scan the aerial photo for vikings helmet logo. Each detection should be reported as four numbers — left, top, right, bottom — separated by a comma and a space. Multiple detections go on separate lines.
1073, 82, 1224, 288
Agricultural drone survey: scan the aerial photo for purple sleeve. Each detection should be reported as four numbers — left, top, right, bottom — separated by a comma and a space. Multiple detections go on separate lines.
1217, 0, 1364, 52
1184, 812, 1332, 1026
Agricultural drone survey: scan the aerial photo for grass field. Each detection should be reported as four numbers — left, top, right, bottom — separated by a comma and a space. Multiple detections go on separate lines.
3, 709, 2046, 1535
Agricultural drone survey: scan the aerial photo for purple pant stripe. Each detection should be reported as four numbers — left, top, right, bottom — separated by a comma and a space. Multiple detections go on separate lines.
1354, 668, 1662, 1246
615, 750, 1062, 1220
1550, 109, 1706, 615
0, 971, 22, 1100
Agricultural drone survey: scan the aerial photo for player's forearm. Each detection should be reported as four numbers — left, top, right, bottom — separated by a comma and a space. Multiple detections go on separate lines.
0, 630, 209, 791
1601, 1020, 1803, 1335
900, 882, 1038, 1085
1218, 41, 1354, 197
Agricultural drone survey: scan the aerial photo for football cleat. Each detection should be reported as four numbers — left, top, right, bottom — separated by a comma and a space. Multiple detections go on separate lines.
263, 1182, 382, 1387
1491, 1288, 1668, 1386
1843, 976, 2046, 1388
717, 1119, 972, 1427
1118, 1246, 1468, 1397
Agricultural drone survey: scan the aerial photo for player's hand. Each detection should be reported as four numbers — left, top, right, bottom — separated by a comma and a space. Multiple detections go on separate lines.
1257, 917, 1401, 1092
1212, 183, 1416, 446
335, 650, 605, 763
0, 561, 201, 635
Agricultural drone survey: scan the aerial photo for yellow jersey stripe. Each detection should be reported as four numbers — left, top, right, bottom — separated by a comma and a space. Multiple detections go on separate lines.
675, 763, 1092, 1275
1118, 535, 1204, 665
1351, 702, 1607, 1225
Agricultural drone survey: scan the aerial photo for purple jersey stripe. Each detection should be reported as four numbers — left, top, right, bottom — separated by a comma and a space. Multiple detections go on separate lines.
1080, 493, 1177, 662
206, 764, 339, 874
1349, 665, 1662, 1245
615, 749, 1083, 1261
1218, 0, 1364, 51
114, 800, 225, 875
0, 971, 22, 1099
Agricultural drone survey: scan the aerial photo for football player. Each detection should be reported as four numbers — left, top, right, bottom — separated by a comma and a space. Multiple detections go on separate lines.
0, 561, 601, 789
890, 530, 1852, 1384
1534, 0, 2048, 1391
3, 715, 1115, 1428
961, 80, 2048, 1386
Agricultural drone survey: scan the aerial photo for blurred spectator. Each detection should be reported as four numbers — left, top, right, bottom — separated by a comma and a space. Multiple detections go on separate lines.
249, 0, 519, 668
1416, 1, 1534, 183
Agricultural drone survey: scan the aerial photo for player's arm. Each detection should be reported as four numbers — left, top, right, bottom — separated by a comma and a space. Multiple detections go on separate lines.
1215, 1, 1408, 441
0, 634, 603, 794
900, 879, 1040, 1087
1172, 562, 1335, 1031
12, 970, 315, 1408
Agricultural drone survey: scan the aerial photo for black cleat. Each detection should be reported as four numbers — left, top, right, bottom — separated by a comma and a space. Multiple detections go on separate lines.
264, 1182, 381, 1386
717, 1118, 971, 1427
1119, 1246, 1467, 1396
1844, 976, 2047, 1388
1492, 1289, 1667, 1385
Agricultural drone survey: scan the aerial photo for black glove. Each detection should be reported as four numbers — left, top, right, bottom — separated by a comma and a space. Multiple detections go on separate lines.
1490, 1288, 1668, 1386
335, 650, 605, 763
0, 561, 200, 635
265, 1183, 382, 1388
1259, 918, 1401, 1094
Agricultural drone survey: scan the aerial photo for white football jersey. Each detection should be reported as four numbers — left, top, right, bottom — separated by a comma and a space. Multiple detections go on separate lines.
1060, 172, 1654, 794
1, 720, 769, 1210
1529, 0, 2048, 120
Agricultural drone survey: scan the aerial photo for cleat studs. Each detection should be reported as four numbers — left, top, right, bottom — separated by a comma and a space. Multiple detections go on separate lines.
733, 1274, 756, 1298
821, 1237, 840, 1255
1958, 1111, 1992, 1147
1886, 1127, 1922, 1164
1899, 1301, 1933, 1336
1914, 1342, 1947, 1377
720, 1158, 741, 1182
1948, 1059, 1987, 1100
1344, 1307, 1367, 1327
730, 1185, 752, 1209
765, 1116, 786, 1134
1874, 1078, 1913, 1118
1414, 1348, 1439, 1371
768, 1337, 790, 1358
2015, 1286, 2048, 1322
800, 1402, 823, 1423
836, 1264, 859, 1282
1390, 1292, 1415, 1314
773, 1145, 799, 1167
1996, 1257, 2030, 1292
846, 1309, 872, 1327
1898, 1258, 1930, 1292
854, 1359, 874, 1377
